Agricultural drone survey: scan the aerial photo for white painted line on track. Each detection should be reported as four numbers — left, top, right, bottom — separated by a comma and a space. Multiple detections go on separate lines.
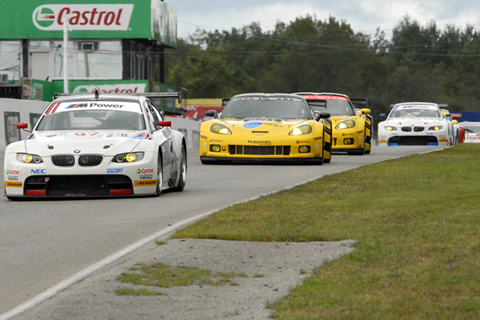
0, 210, 215, 320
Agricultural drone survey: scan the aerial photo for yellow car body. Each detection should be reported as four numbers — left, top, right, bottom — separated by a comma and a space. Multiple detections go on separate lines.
295, 92, 372, 155
199, 93, 332, 164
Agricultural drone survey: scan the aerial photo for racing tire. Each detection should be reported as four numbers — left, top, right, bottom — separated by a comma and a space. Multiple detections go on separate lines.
323, 122, 332, 163
155, 154, 163, 196
365, 131, 371, 154
172, 144, 187, 192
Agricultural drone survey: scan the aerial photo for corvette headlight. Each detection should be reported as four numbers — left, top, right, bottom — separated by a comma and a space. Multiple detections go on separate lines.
210, 123, 232, 135
289, 124, 312, 136
17, 153, 43, 164
385, 126, 397, 131
113, 152, 144, 163
429, 126, 443, 131
335, 119, 355, 130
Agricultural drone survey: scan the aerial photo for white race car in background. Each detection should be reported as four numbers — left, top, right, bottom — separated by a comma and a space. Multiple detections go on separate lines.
4, 90, 187, 199
459, 122, 480, 143
378, 102, 454, 146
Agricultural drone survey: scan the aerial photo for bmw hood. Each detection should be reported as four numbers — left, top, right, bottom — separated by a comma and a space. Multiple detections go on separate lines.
382, 118, 443, 126
24, 130, 149, 156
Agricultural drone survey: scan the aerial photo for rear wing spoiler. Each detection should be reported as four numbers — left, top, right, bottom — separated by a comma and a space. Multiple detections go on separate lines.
350, 98, 368, 109
53, 89, 182, 103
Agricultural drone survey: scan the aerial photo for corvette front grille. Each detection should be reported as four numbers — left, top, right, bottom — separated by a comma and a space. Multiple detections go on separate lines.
228, 145, 291, 156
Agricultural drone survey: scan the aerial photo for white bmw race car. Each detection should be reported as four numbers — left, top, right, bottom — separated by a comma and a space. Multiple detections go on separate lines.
4, 90, 187, 199
377, 102, 454, 146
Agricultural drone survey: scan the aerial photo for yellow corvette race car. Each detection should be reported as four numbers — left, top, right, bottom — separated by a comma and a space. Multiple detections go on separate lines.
199, 93, 332, 164
295, 92, 372, 155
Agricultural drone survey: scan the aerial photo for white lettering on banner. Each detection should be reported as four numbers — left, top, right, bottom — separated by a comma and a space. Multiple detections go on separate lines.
32, 4, 134, 31
72, 84, 146, 94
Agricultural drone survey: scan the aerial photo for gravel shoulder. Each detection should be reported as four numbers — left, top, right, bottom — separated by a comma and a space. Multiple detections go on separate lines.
14, 238, 356, 320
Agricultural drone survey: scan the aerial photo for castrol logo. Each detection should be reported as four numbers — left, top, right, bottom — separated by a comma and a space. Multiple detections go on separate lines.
33, 4, 133, 31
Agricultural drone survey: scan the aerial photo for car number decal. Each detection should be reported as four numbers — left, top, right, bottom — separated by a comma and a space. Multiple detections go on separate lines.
75, 132, 99, 136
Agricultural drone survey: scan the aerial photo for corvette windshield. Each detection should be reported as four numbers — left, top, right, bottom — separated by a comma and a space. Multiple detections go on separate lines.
389, 108, 441, 118
306, 99, 356, 116
220, 97, 312, 120
35, 110, 146, 131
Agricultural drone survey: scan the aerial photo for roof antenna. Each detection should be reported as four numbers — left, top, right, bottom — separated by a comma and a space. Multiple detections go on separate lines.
94, 88, 100, 100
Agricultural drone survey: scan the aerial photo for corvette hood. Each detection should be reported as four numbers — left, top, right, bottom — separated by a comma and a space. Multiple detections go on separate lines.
24, 130, 148, 156
330, 116, 357, 125
219, 118, 309, 133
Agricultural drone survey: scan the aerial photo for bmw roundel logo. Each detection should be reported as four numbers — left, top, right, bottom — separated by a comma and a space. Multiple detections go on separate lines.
74, 149, 81, 154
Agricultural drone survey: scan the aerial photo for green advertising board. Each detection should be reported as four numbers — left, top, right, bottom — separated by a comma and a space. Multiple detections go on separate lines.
29, 79, 179, 113
0, 0, 177, 47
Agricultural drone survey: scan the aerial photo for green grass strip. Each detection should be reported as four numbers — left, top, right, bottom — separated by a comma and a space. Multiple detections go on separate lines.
172, 143, 480, 319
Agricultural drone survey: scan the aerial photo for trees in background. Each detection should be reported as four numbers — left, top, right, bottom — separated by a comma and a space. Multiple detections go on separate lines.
165, 14, 480, 117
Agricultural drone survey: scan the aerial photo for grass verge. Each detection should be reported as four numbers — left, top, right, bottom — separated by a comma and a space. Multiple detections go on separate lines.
170, 143, 480, 319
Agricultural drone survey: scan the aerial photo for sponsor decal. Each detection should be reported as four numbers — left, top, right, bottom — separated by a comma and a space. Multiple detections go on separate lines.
247, 140, 271, 144
8, 176, 19, 181
31, 169, 47, 174
32, 4, 134, 31
73, 83, 146, 94
302, 95, 349, 101
107, 168, 123, 173
137, 168, 154, 174
5, 181, 23, 188
139, 174, 153, 180
244, 121, 264, 129
134, 132, 149, 139
67, 103, 125, 109
134, 180, 157, 187
6, 169, 20, 175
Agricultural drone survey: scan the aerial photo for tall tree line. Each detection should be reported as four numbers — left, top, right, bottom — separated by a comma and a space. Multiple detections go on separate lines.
164, 14, 480, 117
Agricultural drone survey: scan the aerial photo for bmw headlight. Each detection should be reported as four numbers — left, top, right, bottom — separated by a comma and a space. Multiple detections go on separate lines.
113, 152, 145, 163
289, 124, 312, 136
17, 153, 43, 164
210, 123, 232, 135
428, 125, 443, 131
385, 126, 397, 131
335, 119, 355, 130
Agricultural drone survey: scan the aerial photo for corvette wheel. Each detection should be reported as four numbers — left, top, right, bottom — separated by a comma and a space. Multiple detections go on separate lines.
365, 131, 371, 154
172, 144, 187, 192
155, 154, 163, 196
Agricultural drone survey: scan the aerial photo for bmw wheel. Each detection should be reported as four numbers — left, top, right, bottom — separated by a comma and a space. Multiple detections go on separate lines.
173, 144, 187, 192
155, 153, 163, 196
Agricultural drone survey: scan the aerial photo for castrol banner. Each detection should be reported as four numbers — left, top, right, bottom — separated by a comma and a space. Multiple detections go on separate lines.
0, 1, 177, 47
33, 4, 134, 31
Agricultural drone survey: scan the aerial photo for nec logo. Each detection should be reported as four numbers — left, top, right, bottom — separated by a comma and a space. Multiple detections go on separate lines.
31, 169, 47, 174
32, 4, 133, 31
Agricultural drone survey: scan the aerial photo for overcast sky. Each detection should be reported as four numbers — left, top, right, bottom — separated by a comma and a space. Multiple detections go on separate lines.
167, 0, 480, 40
